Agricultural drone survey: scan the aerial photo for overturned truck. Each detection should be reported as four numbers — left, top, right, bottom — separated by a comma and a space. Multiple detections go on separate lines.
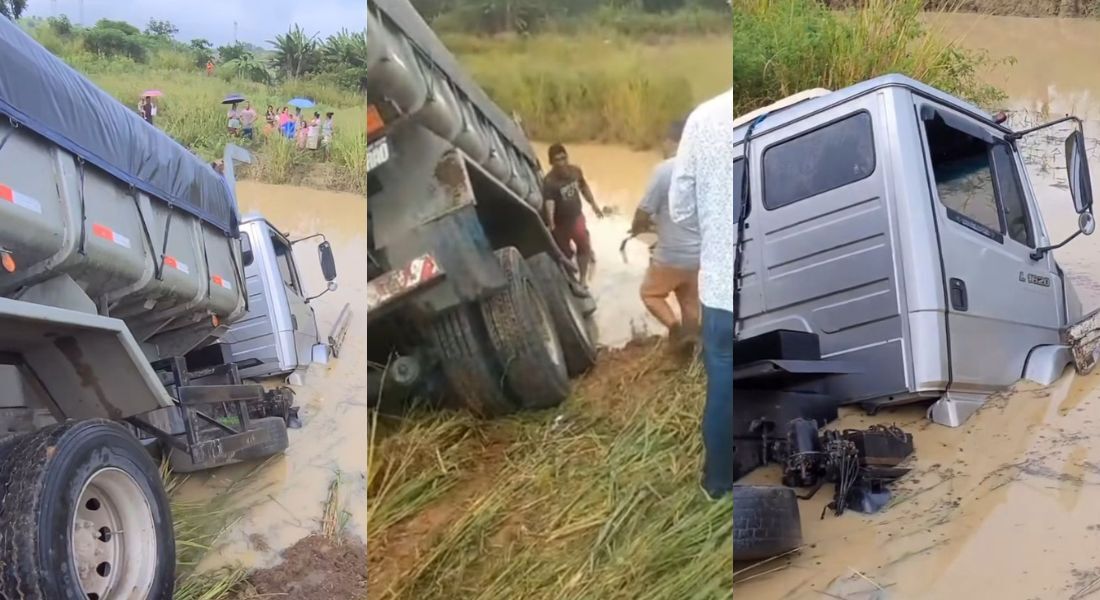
0, 16, 338, 598
366, 0, 598, 415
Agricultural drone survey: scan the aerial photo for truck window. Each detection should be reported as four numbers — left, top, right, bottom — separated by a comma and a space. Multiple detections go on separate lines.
271, 236, 300, 293
991, 144, 1034, 247
924, 116, 1004, 238
762, 111, 875, 210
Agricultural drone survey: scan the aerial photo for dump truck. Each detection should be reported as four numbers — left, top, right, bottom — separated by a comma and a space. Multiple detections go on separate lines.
0, 17, 338, 598
365, 0, 598, 415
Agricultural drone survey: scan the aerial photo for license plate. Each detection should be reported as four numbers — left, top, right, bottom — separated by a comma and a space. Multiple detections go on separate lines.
368, 138, 390, 171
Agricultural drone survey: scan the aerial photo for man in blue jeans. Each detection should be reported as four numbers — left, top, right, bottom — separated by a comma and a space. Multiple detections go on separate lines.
668, 88, 735, 499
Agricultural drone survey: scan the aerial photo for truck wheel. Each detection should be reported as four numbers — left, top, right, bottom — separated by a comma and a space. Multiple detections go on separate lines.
733, 485, 803, 562
526, 252, 599, 376
481, 247, 571, 410
168, 416, 290, 473
0, 419, 175, 599
428, 304, 517, 417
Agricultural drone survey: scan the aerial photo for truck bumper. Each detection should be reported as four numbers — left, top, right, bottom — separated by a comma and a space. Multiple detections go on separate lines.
367, 254, 444, 319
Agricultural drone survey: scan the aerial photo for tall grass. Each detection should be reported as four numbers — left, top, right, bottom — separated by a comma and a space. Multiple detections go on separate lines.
444, 33, 731, 149
733, 0, 1008, 115
368, 342, 733, 600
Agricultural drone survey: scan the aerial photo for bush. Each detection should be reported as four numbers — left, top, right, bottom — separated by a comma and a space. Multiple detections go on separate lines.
731, 0, 1007, 114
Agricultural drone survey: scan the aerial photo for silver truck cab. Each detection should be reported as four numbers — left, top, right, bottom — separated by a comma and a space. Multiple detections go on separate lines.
210, 215, 339, 384
735, 74, 1094, 427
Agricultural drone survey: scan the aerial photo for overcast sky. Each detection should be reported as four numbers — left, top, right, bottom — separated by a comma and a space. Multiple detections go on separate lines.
26, 0, 364, 46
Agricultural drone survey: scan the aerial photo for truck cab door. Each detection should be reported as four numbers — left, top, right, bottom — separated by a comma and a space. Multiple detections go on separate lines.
271, 234, 320, 370
916, 102, 1063, 423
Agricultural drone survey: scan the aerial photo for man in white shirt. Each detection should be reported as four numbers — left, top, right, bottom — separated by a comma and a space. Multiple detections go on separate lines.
669, 88, 735, 499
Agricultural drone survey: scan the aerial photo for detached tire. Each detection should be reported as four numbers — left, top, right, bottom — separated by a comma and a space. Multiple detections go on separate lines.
526, 252, 599, 376
733, 485, 803, 562
481, 247, 571, 410
169, 416, 290, 473
0, 419, 175, 599
428, 304, 516, 418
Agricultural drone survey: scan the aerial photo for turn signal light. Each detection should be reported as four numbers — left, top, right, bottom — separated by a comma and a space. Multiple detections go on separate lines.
1, 252, 14, 273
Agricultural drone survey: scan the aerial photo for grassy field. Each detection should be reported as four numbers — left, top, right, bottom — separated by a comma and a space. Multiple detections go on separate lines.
368, 341, 733, 600
732, 0, 1009, 115
444, 32, 732, 149
27, 29, 366, 194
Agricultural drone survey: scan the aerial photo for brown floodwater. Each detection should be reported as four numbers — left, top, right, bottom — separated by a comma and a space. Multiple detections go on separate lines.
737, 15, 1100, 598
180, 181, 369, 571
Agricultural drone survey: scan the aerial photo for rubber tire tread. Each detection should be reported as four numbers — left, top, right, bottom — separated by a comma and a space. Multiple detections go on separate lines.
169, 416, 289, 473
733, 485, 803, 562
0, 419, 175, 599
481, 247, 571, 410
525, 252, 598, 377
428, 304, 516, 418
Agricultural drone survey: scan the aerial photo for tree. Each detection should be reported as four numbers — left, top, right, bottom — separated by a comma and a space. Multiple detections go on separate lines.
84, 20, 147, 62
144, 18, 178, 38
217, 41, 249, 63
224, 52, 272, 84
190, 38, 215, 67
47, 14, 73, 36
321, 30, 367, 90
269, 25, 321, 79
0, 0, 28, 20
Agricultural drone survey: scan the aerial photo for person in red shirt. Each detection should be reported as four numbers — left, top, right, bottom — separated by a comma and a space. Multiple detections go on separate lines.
206, 60, 215, 77
542, 143, 604, 285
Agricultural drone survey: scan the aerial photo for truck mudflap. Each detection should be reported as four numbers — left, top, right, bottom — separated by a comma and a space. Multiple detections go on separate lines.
1066, 308, 1100, 374
367, 254, 444, 317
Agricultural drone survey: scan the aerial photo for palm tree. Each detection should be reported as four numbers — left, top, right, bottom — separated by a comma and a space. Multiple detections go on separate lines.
225, 52, 271, 84
321, 29, 367, 90
268, 25, 320, 80
0, 0, 28, 20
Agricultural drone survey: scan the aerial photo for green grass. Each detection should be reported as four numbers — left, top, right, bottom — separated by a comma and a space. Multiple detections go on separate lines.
443, 32, 731, 149
732, 0, 1009, 115
24, 35, 366, 194
368, 342, 733, 600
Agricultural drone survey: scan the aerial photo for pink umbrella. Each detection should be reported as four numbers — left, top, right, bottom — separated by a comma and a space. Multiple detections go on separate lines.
141, 90, 163, 98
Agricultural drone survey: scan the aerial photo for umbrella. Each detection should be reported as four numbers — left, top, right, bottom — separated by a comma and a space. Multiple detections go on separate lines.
141, 90, 163, 98
222, 93, 246, 105
288, 97, 315, 109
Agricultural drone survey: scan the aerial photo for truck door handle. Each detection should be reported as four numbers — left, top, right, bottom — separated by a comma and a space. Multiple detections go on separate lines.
949, 278, 968, 311
291, 315, 298, 330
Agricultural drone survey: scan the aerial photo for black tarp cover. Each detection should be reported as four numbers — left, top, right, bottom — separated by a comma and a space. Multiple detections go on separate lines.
0, 17, 237, 234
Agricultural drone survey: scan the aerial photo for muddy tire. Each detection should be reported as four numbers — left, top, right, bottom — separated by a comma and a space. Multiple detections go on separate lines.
526, 252, 599, 377
733, 485, 803, 562
168, 416, 289, 473
428, 304, 516, 417
0, 419, 175, 599
480, 247, 571, 410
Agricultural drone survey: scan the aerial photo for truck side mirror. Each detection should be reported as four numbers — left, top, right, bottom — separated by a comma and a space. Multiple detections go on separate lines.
318, 241, 337, 282
1066, 129, 1093, 216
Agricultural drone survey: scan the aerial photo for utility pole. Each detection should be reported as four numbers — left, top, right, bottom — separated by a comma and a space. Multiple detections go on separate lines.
233, 21, 238, 43
78, 0, 84, 25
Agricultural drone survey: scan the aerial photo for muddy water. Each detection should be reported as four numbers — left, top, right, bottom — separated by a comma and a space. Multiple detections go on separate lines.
737, 16, 1100, 597
532, 142, 668, 347
178, 181, 368, 571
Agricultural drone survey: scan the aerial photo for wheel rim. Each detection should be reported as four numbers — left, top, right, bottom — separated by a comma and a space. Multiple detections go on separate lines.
530, 282, 566, 371
71, 467, 158, 600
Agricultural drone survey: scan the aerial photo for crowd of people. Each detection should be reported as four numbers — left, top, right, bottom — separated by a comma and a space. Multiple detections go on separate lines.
226, 103, 337, 160
543, 87, 735, 500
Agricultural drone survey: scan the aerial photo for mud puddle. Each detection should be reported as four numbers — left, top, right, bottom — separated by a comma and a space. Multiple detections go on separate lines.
531, 142, 669, 347
176, 181, 368, 572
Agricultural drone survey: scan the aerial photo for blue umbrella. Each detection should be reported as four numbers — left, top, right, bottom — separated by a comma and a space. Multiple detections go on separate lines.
288, 97, 315, 109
